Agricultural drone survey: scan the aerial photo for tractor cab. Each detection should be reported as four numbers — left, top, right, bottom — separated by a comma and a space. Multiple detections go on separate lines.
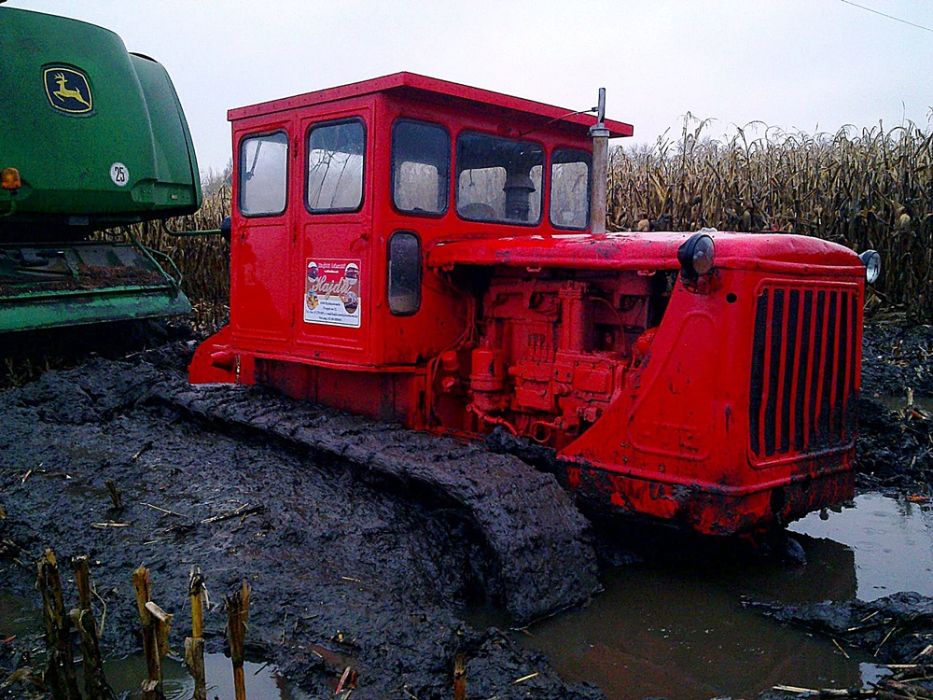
196, 73, 631, 381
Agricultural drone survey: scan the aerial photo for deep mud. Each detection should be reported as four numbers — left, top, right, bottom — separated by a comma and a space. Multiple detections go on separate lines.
154, 378, 599, 624
0, 348, 600, 699
0, 320, 930, 699
860, 320, 932, 400
854, 396, 932, 491
751, 592, 933, 665
749, 593, 933, 698
853, 320, 932, 493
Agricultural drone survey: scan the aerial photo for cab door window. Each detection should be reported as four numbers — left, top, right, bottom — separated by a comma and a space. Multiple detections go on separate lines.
238, 131, 288, 216
392, 120, 450, 215
306, 120, 365, 212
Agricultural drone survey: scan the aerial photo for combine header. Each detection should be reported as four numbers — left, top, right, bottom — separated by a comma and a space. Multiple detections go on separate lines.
0, 7, 200, 333
191, 73, 879, 538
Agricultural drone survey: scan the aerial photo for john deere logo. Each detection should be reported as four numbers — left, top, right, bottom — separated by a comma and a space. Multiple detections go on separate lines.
44, 67, 93, 114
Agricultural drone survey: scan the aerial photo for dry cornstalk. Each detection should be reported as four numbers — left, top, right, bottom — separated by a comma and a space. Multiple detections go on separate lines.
335, 666, 358, 695
201, 503, 263, 525
513, 671, 539, 685
91, 521, 130, 529
71, 556, 113, 700
453, 653, 466, 700
226, 579, 251, 700
36, 549, 81, 700
144, 601, 173, 660
104, 479, 123, 511
132, 565, 171, 700
184, 567, 207, 700
772, 686, 867, 698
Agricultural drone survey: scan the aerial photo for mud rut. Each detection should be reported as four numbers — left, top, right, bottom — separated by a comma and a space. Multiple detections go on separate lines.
1, 320, 930, 699
0, 351, 602, 699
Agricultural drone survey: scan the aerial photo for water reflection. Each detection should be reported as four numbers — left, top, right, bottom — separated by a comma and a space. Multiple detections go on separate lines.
499, 493, 932, 699
0, 595, 304, 700
103, 654, 311, 700
0, 591, 35, 638
488, 534, 864, 700
791, 492, 933, 599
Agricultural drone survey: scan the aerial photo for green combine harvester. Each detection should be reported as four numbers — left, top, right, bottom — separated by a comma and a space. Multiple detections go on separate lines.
0, 6, 201, 333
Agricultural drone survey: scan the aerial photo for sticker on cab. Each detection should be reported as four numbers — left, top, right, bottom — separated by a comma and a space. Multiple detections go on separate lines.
304, 259, 361, 328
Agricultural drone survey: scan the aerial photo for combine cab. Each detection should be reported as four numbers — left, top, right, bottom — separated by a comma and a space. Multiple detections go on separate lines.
0, 7, 200, 332
191, 73, 877, 537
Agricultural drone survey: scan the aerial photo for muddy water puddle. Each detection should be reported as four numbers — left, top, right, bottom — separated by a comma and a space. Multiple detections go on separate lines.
474, 493, 931, 699
0, 591, 306, 700
792, 493, 933, 600
104, 654, 311, 700
3, 493, 929, 699
0, 591, 34, 639
876, 393, 933, 415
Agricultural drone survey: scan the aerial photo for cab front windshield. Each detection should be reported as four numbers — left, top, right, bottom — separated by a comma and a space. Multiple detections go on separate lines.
457, 132, 543, 224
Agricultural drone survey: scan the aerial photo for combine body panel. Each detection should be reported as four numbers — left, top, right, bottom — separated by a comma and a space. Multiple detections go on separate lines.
191, 73, 863, 535
0, 7, 200, 332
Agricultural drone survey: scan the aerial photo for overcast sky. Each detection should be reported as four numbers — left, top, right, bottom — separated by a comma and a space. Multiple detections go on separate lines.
11, 0, 933, 176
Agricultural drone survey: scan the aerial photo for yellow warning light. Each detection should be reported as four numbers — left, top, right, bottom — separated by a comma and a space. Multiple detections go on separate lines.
1, 168, 22, 190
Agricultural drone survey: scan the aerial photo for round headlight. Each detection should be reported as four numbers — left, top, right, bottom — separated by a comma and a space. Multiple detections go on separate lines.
677, 232, 716, 279
859, 249, 881, 285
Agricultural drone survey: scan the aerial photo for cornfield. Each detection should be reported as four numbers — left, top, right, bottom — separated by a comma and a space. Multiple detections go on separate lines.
609, 116, 932, 322
131, 180, 231, 332
138, 117, 932, 328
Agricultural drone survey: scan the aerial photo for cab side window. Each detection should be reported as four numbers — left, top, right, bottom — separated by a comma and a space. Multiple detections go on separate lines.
239, 132, 288, 216
550, 149, 591, 229
392, 120, 450, 215
388, 232, 421, 315
306, 120, 365, 213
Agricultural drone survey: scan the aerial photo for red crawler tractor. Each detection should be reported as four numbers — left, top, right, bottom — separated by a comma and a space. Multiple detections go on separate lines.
191, 73, 879, 536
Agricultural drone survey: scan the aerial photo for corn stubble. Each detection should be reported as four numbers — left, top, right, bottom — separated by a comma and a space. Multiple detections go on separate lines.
130, 180, 232, 332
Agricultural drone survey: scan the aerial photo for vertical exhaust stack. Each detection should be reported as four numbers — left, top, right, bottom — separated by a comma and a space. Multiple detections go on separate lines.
589, 87, 609, 235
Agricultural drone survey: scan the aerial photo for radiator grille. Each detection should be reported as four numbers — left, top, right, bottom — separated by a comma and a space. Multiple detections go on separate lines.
749, 284, 859, 459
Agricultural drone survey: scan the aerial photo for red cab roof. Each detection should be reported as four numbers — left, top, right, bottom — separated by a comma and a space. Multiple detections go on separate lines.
228, 71, 634, 138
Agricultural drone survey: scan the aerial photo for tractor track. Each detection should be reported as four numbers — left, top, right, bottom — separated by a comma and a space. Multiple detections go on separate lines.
149, 378, 601, 624
0, 345, 603, 699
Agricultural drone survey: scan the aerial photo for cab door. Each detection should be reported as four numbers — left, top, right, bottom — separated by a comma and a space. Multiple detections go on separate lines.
293, 108, 373, 362
230, 127, 294, 353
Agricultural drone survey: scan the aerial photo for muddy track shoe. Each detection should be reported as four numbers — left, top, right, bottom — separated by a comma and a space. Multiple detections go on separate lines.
150, 379, 600, 623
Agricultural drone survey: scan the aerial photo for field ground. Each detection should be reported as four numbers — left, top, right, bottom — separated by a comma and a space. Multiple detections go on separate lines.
0, 319, 930, 699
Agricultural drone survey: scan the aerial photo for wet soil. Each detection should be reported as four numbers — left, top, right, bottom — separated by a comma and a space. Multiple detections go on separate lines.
855, 320, 932, 493
751, 591, 933, 666
154, 378, 599, 624
0, 320, 193, 389
0, 347, 600, 699
0, 319, 930, 699
860, 320, 932, 400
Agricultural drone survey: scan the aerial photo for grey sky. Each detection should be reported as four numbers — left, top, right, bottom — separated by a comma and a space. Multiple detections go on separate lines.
12, 0, 933, 177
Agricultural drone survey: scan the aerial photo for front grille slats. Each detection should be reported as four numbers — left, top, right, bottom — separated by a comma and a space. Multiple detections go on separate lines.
763, 289, 784, 456
749, 283, 859, 460
792, 290, 813, 452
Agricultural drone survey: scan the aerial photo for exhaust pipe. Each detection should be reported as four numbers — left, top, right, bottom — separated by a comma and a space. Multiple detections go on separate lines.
589, 87, 609, 235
